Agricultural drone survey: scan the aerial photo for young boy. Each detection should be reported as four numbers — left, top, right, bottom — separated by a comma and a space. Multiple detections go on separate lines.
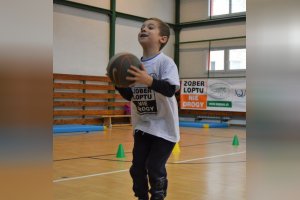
115, 18, 180, 200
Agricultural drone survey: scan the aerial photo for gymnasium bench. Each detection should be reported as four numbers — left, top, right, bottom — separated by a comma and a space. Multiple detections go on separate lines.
53, 73, 131, 133
179, 109, 246, 126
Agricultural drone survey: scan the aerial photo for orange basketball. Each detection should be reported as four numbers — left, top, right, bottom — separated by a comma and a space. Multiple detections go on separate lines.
106, 53, 142, 87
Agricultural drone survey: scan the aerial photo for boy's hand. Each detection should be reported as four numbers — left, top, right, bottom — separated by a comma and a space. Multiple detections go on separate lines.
126, 64, 153, 87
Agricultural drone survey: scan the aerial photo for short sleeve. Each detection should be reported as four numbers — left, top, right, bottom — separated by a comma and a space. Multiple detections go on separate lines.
160, 58, 180, 90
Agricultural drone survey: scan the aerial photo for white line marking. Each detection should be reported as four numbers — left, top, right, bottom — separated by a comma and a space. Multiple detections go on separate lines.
53, 151, 246, 183
53, 169, 129, 183
174, 151, 246, 164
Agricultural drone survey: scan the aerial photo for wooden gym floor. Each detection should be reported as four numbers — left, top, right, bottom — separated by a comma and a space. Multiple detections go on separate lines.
53, 126, 246, 200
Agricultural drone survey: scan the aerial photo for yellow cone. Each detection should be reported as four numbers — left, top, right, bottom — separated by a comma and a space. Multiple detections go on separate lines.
172, 143, 181, 154
203, 124, 210, 128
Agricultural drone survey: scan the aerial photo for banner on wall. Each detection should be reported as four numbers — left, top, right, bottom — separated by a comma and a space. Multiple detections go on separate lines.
180, 79, 208, 110
180, 79, 246, 112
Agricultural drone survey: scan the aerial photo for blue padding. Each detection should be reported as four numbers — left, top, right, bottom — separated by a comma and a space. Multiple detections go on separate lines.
53, 125, 105, 134
209, 123, 229, 128
180, 121, 203, 128
179, 121, 228, 128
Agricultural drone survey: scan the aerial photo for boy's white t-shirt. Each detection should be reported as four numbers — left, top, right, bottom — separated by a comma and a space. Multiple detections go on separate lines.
131, 52, 180, 143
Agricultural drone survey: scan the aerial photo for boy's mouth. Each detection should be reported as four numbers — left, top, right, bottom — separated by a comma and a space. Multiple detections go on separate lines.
140, 33, 148, 38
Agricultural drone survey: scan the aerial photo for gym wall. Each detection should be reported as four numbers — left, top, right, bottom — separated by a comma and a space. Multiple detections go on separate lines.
180, 0, 209, 23
67, 0, 110, 9
117, 0, 175, 23
53, 4, 110, 76
179, 22, 246, 78
179, 0, 246, 78
53, 0, 175, 76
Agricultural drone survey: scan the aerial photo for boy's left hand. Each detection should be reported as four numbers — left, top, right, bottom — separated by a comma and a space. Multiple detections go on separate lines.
126, 64, 153, 87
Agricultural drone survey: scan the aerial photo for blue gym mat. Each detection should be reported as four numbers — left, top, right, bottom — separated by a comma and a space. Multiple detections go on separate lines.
53, 125, 106, 134
179, 121, 229, 128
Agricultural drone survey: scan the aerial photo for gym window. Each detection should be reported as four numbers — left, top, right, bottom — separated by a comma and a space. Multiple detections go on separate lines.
209, 48, 246, 72
210, 50, 224, 71
210, 0, 246, 17
229, 49, 246, 70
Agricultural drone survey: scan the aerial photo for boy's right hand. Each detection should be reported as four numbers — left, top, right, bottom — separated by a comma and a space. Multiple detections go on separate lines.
126, 64, 153, 87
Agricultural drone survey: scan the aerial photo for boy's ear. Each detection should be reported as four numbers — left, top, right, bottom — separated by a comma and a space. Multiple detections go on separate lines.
160, 36, 168, 44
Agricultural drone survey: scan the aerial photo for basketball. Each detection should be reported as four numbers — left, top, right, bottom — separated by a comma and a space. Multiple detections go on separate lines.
106, 52, 142, 87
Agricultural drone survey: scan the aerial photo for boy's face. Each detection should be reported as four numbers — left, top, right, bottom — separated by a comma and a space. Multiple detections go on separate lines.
138, 20, 167, 50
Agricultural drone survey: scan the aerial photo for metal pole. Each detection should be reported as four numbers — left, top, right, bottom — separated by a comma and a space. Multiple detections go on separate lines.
174, 0, 181, 69
109, 0, 116, 59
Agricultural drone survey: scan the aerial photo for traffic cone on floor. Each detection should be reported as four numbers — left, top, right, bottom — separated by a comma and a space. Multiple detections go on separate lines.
116, 144, 125, 158
172, 143, 181, 154
203, 124, 210, 128
232, 135, 239, 146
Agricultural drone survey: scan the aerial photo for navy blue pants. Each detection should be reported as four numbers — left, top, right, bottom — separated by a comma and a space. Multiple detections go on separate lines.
130, 130, 175, 200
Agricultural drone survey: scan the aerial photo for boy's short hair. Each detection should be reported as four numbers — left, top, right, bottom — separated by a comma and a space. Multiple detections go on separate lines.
147, 17, 170, 50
